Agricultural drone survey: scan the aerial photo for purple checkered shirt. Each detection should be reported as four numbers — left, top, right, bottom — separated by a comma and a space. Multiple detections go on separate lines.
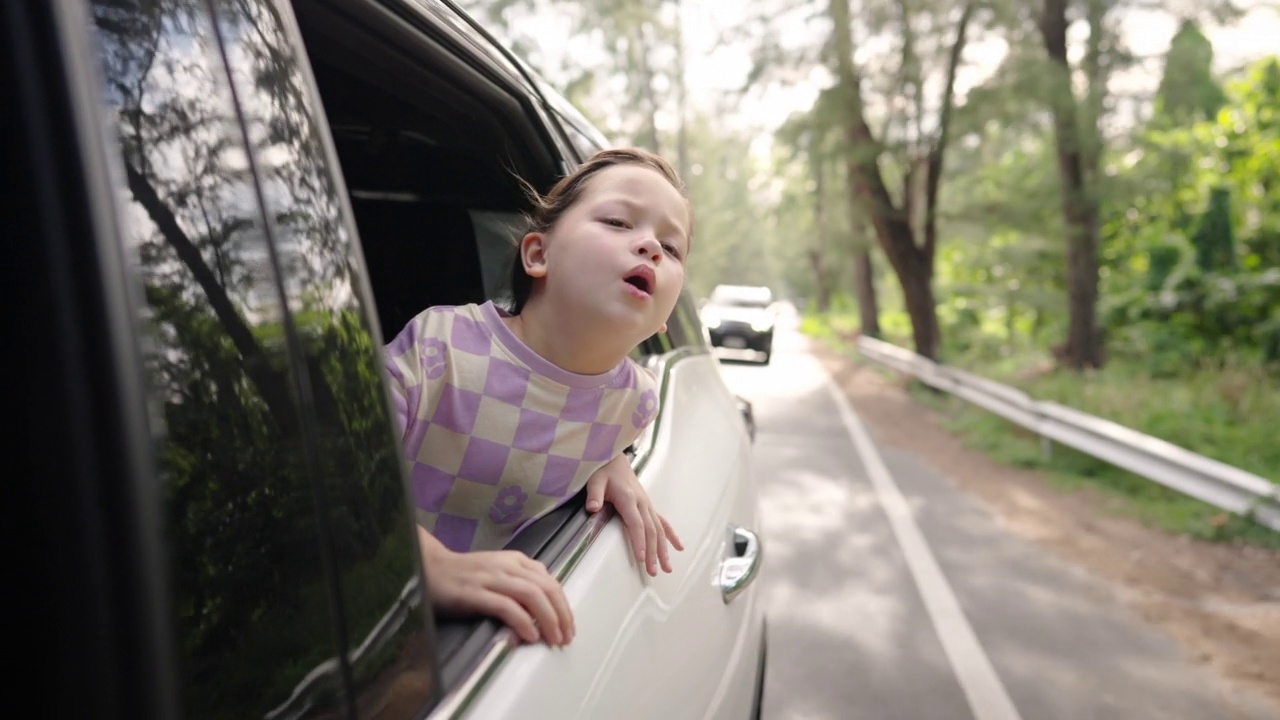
383, 301, 659, 552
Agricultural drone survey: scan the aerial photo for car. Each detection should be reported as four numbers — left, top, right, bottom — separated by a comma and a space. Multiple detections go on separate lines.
5, 0, 766, 718
701, 285, 778, 363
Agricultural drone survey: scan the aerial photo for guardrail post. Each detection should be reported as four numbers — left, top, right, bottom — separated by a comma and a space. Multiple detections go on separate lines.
1040, 435, 1053, 462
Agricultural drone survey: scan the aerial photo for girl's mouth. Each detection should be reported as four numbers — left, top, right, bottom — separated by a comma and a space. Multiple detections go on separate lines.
623, 265, 655, 296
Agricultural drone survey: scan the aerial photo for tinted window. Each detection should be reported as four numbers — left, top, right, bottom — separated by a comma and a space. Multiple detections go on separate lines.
208, 0, 436, 714
87, 0, 429, 716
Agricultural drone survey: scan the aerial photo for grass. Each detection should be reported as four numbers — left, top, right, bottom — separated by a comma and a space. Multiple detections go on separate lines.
804, 310, 1280, 550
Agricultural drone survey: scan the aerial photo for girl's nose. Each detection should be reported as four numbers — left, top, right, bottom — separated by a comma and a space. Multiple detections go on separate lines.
634, 236, 661, 262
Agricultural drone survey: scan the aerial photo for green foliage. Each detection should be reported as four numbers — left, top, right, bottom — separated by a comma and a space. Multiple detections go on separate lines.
681, 115, 784, 296
1155, 19, 1227, 122
1099, 57, 1280, 372
1190, 186, 1236, 270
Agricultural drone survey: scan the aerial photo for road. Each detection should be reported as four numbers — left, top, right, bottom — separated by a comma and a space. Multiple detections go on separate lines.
715, 310, 1277, 720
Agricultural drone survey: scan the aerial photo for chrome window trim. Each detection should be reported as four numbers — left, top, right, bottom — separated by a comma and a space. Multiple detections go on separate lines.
426, 343, 706, 719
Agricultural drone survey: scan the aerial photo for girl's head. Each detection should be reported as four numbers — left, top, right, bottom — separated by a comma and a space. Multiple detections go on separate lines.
506, 148, 692, 323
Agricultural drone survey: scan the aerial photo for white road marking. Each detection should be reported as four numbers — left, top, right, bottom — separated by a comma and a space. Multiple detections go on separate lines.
822, 372, 1024, 720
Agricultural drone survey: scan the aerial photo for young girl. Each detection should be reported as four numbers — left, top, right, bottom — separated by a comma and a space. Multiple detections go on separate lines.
383, 148, 691, 647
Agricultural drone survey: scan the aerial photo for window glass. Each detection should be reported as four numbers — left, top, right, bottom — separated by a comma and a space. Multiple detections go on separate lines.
86, 0, 349, 717
471, 209, 526, 304
209, 0, 437, 715
87, 0, 434, 716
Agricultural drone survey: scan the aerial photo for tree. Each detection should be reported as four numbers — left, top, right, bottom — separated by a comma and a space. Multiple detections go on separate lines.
1155, 19, 1227, 122
826, 0, 977, 359
776, 107, 880, 325
1035, 0, 1110, 368
1191, 186, 1237, 270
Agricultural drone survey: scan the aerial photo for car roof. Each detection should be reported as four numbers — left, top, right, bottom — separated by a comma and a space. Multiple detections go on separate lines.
711, 285, 773, 303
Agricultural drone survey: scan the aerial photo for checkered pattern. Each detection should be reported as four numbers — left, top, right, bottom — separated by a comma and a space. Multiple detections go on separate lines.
384, 301, 658, 552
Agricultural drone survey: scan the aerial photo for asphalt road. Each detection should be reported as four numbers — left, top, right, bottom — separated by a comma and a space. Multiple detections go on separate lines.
714, 310, 1277, 720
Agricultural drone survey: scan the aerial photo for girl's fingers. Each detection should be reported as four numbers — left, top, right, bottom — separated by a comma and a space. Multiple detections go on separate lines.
522, 557, 576, 642
659, 515, 684, 552
643, 507, 658, 576
654, 508, 672, 574
614, 496, 648, 566
494, 573, 566, 646
584, 469, 608, 513
474, 591, 539, 644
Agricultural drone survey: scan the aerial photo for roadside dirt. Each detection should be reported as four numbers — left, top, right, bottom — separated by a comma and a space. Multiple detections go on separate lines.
811, 339, 1280, 716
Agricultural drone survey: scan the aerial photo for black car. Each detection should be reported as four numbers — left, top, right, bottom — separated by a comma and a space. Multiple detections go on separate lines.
7, 0, 765, 718
701, 285, 777, 363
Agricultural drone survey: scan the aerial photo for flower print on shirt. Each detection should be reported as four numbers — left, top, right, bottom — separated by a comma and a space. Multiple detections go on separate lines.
632, 388, 658, 428
489, 485, 529, 524
421, 337, 447, 380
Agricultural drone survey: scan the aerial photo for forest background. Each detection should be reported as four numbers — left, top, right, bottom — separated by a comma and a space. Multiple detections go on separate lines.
458, 0, 1280, 544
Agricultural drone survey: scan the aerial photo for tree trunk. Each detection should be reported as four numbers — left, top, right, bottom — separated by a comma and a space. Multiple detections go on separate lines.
634, 22, 661, 154
807, 249, 833, 312
828, 0, 971, 360
890, 232, 940, 358
853, 248, 880, 337
1039, 0, 1104, 369
810, 153, 833, 313
673, 0, 690, 181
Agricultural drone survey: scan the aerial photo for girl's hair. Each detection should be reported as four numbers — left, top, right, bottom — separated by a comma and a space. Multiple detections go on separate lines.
505, 147, 691, 314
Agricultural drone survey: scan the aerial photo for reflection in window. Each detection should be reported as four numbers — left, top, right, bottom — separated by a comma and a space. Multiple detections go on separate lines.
211, 0, 436, 715
87, 0, 428, 716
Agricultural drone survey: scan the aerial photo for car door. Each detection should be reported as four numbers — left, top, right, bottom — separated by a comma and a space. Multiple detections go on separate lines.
7, 0, 443, 718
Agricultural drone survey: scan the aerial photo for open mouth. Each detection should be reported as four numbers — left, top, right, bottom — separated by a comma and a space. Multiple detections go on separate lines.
624, 265, 655, 296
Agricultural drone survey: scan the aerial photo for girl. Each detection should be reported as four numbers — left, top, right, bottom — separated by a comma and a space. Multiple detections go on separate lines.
383, 148, 691, 647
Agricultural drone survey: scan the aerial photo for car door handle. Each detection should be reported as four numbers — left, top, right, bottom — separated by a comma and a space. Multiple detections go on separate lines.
719, 525, 762, 603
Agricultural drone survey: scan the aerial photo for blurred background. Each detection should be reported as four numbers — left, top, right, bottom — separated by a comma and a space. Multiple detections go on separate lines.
461, 0, 1279, 543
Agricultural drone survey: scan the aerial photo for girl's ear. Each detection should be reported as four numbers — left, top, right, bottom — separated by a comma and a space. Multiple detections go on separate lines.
519, 232, 549, 279
658, 321, 667, 333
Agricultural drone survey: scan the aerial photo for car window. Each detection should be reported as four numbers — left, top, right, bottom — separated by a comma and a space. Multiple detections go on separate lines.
471, 209, 527, 304
86, 0, 433, 717
209, 0, 439, 716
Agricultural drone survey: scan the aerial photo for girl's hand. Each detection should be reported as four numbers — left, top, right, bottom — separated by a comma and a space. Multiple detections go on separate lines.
417, 525, 574, 646
584, 454, 685, 576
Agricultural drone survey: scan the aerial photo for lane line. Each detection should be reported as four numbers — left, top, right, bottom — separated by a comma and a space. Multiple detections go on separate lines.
822, 372, 1023, 720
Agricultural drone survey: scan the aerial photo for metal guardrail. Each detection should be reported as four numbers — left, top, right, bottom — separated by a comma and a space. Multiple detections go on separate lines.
855, 336, 1280, 532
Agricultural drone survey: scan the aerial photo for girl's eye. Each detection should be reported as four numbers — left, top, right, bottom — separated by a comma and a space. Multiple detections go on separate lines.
662, 242, 683, 260
603, 217, 628, 228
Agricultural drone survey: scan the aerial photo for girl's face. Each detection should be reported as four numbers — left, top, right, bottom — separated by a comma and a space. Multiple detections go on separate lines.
525, 164, 690, 343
